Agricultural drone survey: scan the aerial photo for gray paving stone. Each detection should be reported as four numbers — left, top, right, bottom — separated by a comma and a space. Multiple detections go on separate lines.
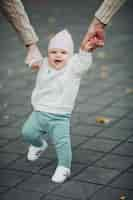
0, 186, 8, 194
70, 116, 79, 127
112, 142, 133, 156
75, 103, 103, 115
6, 79, 29, 90
7, 93, 29, 106
107, 85, 130, 98
74, 166, 119, 185
128, 165, 133, 172
76, 91, 89, 104
74, 112, 91, 125
52, 180, 101, 200
0, 169, 30, 187
79, 137, 120, 152
3, 104, 31, 118
0, 152, 20, 168
90, 186, 133, 200
0, 138, 9, 148
0, 127, 20, 140
86, 94, 114, 106
112, 99, 133, 108
113, 119, 133, 130
43, 195, 72, 200
73, 149, 104, 164
119, 96, 133, 108
1, 188, 43, 200
95, 91, 116, 103
127, 165, 133, 172
85, 87, 106, 97
71, 111, 79, 122
127, 112, 133, 120
128, 135, 133, 142
95, 154, 133, 170
18, 174, 57, 194
110, 172, 133, 190
0, 114, 16, 127
8, 157, 52, 173
1, 138, 28, 154
71, 124, 103, 137
71, 135, 88, 148
99, 106, 129, 118
97, 127, 133, 141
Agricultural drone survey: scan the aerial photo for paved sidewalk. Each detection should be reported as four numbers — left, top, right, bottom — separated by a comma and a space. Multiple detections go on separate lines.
0, 0, 133, 199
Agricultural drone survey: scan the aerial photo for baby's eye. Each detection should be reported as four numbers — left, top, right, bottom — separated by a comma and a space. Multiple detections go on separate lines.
51, 51, 57, 54
61, 51, 67, 54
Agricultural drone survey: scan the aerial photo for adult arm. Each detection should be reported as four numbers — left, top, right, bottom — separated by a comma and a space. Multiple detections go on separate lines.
0, 0, 43, 68
95, 0, 126, 25
0, 0, 38, 45
81, 0, 126, 50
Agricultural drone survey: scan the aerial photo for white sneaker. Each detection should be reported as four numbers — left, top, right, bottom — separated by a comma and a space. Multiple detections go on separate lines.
51, 166, 71, 183
27, 140, 48, 161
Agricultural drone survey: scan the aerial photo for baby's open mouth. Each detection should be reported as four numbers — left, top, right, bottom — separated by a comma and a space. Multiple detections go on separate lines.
54, 59, 62, 64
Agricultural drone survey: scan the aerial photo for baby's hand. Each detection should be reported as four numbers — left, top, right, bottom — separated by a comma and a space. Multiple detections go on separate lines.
31, 60, 42, 71
28, 59, 43, 72
25, 44, 43, 68
80, 37, 98, 52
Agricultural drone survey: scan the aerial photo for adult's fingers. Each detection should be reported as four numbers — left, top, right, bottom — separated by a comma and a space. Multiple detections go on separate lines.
83, 40, 97, 52
96, 27, 105, 40
81, 31, 95, 48
96, 40, 104, 47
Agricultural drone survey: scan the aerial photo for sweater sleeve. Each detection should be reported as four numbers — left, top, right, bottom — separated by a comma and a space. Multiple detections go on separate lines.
95, 0, 126, 24
70, 50, 93, 77
0, 0, 38, 46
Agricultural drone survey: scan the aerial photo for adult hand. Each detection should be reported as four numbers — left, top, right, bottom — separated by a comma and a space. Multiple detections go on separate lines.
25, 43, 43, 69
81, 17, 105, 51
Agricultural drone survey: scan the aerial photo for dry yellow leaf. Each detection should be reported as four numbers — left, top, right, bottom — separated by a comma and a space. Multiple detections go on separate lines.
120, 195, 126, 200
48, 17, 56, 23
126, 88, 133, 94
100, 71, 108, 80
96, 52, 105, 59
101, 65, 108, 71
96, 116, 112, 124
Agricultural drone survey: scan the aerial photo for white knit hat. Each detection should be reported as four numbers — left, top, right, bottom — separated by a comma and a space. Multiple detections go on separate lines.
48, 29, 74, 56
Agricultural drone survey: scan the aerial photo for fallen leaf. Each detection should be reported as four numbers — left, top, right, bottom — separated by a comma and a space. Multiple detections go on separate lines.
126, 88, 133, 94
101, 65, 108, 71
100, 71, 108, 80
120, 195, 126, 200
48, 17, 56, 23
96, 116, 112, 124
96, 52, 105, 59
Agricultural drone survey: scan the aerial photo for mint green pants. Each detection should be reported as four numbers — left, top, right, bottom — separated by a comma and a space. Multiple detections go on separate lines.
22, 111, 72, 168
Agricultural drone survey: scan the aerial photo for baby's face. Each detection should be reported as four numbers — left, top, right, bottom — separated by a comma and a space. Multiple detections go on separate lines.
48, 48, 70, 70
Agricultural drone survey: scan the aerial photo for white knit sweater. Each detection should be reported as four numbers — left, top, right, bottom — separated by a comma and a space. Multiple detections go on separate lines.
31, 51, 92, 114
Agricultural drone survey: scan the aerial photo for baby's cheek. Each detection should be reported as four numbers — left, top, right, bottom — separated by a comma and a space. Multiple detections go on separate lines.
64, 57, 70, 64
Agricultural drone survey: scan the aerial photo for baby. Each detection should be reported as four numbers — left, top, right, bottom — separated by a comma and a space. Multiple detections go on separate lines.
22, 29, 92, 183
